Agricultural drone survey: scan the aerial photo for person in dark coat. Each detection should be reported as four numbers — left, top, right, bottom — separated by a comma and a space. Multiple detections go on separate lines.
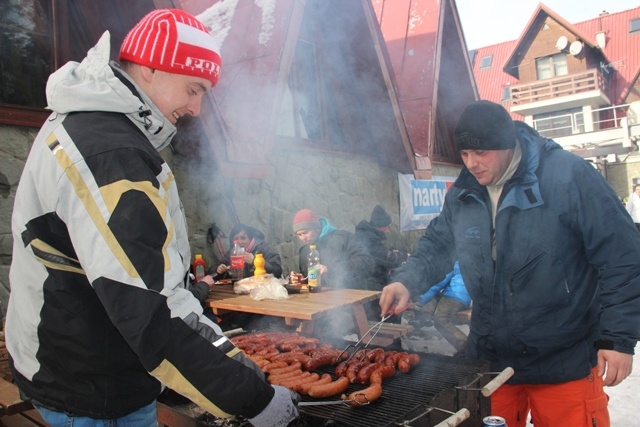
353, 205, 409, 291
380, 100, 640, 427
207, 224, 284, 331
211, 224, 283, 279
289, 209, 372, 290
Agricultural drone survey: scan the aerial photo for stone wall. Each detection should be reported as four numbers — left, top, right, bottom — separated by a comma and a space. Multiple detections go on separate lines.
0, 125, 39, 318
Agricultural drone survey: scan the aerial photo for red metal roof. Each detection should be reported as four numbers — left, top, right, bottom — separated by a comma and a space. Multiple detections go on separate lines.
473, 4, 640, 115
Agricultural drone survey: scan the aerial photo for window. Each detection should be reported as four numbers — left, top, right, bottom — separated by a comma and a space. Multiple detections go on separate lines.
533, 108, 584, 138
479, 55, 493, 69
630, 18, 640, 33
536, 53, 568, 80
0, 0, 53, 109
277, 39, 322, 140
501, 86, 511, 101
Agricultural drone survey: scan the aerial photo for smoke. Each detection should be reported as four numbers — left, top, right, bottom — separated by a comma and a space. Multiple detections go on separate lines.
197, 0, 278, 49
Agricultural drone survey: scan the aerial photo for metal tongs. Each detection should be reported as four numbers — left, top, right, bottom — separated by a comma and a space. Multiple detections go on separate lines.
297, 394, 373, 407
337, 301, 413, 363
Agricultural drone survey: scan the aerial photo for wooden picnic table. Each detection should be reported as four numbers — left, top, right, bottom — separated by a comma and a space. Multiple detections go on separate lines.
205, 285, 410, 346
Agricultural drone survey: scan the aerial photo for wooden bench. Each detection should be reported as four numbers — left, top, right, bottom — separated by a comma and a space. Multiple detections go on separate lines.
0, 378, 48, 426
365, 321, 413, 347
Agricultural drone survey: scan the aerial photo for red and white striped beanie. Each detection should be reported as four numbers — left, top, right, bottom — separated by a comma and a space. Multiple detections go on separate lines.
119, 9, 221, 86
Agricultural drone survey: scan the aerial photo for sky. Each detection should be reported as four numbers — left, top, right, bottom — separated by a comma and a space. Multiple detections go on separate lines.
456, 0, 640, 50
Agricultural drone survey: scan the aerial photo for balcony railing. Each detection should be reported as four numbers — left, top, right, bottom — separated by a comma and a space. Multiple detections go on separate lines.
532, 104, 636, 138
510, 69, 607, 105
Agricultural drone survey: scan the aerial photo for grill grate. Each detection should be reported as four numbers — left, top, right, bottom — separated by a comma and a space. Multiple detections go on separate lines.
298, 353, 489, 427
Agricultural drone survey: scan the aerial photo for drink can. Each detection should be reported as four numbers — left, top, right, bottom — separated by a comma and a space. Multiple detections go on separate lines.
482, 416, 507, 427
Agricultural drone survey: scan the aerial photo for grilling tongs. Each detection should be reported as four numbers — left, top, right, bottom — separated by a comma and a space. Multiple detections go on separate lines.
337, 301, 413, 363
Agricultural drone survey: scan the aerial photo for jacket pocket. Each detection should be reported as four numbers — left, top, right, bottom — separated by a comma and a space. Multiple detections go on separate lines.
508, 249, 570, 311
584, 394, 608, 427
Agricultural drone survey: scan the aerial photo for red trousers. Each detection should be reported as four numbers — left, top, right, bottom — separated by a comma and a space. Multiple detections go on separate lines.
490, 366, 609, 427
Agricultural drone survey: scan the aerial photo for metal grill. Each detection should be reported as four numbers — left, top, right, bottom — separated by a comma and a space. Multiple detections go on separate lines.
298, 353, 491, 427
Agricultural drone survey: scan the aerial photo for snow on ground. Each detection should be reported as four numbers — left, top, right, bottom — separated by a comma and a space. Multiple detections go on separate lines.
399, 323, 640, 426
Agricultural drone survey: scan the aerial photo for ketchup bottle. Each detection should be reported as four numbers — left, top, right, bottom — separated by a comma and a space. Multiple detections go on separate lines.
193, 254, 206, 282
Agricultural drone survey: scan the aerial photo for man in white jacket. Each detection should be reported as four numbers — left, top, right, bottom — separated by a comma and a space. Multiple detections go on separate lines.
6, 9, 298, 427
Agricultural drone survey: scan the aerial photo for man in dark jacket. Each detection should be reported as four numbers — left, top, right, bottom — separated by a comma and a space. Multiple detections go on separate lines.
353, 205, 409, 291
380, 100, 640, 427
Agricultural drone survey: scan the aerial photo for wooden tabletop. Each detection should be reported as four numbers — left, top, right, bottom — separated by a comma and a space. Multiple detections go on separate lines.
204, 284, 411, 346
205, 285, 380, 321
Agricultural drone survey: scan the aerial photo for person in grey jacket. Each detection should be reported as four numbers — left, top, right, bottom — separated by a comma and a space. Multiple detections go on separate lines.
380, 100, 640, 427
6, 9, 297, 427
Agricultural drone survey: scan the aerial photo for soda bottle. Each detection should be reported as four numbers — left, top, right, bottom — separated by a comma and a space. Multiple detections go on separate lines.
230, 240, 245, 281
193, 254, 206, 282
307, 244, 321, 293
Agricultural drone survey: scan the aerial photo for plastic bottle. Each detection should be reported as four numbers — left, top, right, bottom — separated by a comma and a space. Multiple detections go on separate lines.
307, 244, 321, 293
230, 240, 245, 281
253, 253, 266, 276
193, 254, 206, 282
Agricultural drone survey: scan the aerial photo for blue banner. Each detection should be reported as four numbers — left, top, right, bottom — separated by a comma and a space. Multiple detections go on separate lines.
398, 173, 456, 231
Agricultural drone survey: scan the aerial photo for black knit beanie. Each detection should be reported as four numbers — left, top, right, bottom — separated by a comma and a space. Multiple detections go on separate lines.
454, 100, 516, 151
370, 205, 391, 227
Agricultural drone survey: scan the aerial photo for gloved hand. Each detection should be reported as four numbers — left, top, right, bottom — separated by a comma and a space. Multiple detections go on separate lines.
248, 385, 300, 427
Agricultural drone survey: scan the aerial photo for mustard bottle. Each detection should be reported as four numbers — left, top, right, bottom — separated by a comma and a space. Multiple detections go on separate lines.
253, 253, 266, 276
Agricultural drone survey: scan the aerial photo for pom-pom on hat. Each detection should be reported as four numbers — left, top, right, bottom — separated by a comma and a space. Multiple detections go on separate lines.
119, 9, 222, 86
293, 209, 321, 232
454, 100, 516, 151
370, 205, 391, 227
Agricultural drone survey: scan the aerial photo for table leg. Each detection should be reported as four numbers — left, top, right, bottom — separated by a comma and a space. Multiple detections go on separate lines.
285, 318, 314, 335
351, 303, 371, 340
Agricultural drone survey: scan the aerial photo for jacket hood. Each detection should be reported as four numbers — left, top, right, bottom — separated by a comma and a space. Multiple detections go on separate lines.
355, 220, 386, 240
45, 31, 176, 152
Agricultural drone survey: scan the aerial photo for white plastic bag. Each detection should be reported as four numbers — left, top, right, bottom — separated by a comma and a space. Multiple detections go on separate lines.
249, 277, 290, 300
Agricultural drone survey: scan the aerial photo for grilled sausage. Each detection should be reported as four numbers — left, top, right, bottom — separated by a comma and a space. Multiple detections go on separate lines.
346, 361, 369, 384
356, 363, 383, 384
369, 365, 395, 384
297, 373, 333, 395
335, 360, 349, 378
269, 361, 302, 375
303, 352, 340, 371
279, 373, 321, 390
343, 383, 383, 407
267, 369, 306, 384
307, 376, 350, 398
262, 361, 289, 372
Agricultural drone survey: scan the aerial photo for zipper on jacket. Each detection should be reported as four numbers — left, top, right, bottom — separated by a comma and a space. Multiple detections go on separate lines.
508, 251, 545, 295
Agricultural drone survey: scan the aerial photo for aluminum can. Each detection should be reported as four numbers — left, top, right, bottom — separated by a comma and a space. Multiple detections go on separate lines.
483, 416, 507, 427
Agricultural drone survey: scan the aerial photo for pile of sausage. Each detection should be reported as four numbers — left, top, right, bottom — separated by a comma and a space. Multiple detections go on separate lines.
230, 331, 421, 406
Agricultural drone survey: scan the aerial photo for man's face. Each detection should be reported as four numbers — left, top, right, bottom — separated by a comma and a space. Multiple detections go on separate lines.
376, 225, 391, 235
635, 186, 640, 196
146, 69, 212, 124
460, 149, 514, 186
296, 228, 319, 245
233, 230, 251, 248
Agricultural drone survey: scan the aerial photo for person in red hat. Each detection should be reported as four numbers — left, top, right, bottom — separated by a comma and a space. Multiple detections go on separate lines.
6, 9, 298, 427
290, 209, 371, 291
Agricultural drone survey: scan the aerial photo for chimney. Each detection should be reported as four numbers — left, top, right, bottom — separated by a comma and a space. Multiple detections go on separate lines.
596, 31, 606, 49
